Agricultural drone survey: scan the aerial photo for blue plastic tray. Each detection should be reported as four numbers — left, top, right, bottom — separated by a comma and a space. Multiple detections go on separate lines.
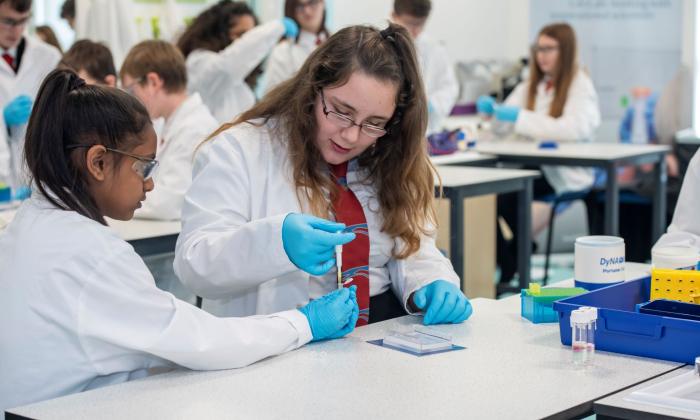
552, 277, 700, 364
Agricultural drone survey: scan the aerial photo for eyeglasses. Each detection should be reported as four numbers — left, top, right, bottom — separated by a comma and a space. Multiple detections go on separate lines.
295, 0, 322, 13
0, 14, 31, 28
66, 144, 159, 180
121, 77, 144, 96
531, 45, 559, 54
319, 90, 388, 138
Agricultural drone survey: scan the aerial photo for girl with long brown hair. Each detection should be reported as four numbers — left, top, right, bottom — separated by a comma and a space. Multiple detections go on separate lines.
176, 0, 299, 123
477, 23, 601, 285
263, 0, 330, 94
174, 23, 472, 326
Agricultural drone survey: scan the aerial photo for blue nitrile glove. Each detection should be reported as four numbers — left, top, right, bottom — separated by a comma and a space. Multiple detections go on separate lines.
282, 17, 299, 38
412, 280, 473, 325
282, 213, 356, 276
3, 95, 32, 126
476, 95, 496, 116
494, 105, 520, 123
298, 286, 359, 341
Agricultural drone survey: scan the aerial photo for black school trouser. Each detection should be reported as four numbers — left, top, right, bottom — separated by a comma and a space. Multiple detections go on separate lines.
368, 289, 407, 323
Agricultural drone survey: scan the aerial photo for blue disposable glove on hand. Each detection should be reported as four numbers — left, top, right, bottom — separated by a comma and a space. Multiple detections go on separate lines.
282, 17, 299, 38
282, 213, 356, 276
494, 105, 520, 123
476, 95, 496, 116
412, 280, 473, 325
3, 95, 32, 126
298, 286, 359, 341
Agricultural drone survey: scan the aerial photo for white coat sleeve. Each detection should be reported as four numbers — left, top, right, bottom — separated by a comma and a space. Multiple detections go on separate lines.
388, 229, 461, 314
654, 150, 700, 250
262, 42, 294, 96
174, 133, 297, 299
512, 74, 601, 142
0, 122, 9, 184
425, 45, 459, 120
188, 21, 284, 91
134, 129, 201, 221
504, 82, 528, 107
79, 248, 312, 372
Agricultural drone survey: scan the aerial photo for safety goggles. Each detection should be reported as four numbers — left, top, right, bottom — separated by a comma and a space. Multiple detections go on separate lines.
66, 144, 159, 180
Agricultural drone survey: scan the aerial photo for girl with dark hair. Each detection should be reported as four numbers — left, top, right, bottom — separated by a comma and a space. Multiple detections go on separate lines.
175, 24, 472, 326
263, 0, 329, 94
0, 69, 357, 411
176, 0, 298, 123
477, 23, 601, 285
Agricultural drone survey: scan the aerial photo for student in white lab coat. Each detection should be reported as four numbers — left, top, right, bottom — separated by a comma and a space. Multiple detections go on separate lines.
391, 0, 458, 135
476, 23, 601, 285
59, 39, 117, 87
0, 0, 61, 188
654, 150, 700, 250
120, 40, 217, 221
176, 1, 299, 124
0, 69, 358, 412
175, 24, 473, 326
263, 0, 328, 95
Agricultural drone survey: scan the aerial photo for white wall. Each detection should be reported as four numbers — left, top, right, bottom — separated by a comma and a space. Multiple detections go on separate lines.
332, 0, 531, 63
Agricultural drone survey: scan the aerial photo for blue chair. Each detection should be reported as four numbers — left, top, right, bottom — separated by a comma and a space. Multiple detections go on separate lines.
540, 190, 591, 285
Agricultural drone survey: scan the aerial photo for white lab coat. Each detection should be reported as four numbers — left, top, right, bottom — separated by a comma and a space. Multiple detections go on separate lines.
174, 119, 459, 317
263, 30, 324, 95
75, 0, 138, 67
186, 21, 284, 124
415, 34, 459, 135
505, 69, 601, 194
0, 193, 311, 413
135, 94, 218, 221
655, 150, 700, 249
0, 36, 61, 185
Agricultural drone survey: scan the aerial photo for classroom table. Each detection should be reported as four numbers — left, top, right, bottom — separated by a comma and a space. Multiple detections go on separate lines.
473, 141, 670, 242
0, 209, 180, 257
594, 366, 697, 420
435, 166, 539, 291
6, 267, 682, 420
429, 150, 496, 166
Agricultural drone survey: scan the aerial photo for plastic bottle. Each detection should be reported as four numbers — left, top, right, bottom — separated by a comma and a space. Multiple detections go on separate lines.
571, 306, 597, 367
630, 87, 651, 145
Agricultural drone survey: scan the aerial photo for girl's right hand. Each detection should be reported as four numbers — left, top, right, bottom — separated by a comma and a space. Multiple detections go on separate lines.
282, 213, 356, 276
298, 286, 359, 341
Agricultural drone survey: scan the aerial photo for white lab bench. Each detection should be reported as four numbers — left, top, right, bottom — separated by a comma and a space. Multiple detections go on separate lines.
5, 265, 684, 420
594, 366, 698, 420
0, 208, 180, 257
472, 141, 670, 243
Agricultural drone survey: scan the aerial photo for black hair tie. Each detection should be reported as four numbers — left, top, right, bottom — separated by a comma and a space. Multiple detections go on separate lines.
71, 77, 86, 91
380, 26, 396, 41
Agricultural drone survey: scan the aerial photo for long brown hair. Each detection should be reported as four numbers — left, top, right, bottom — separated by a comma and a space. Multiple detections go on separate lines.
176, 1, 255, 57
526, 23, 577, 117
205, 24, 433, 259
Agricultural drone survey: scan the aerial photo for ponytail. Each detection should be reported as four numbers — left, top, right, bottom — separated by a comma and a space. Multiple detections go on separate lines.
24, 69, 151, 224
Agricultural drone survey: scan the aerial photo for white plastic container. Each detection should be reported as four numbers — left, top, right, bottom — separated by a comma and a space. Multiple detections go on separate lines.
651, 245, 698, 270
574, 236, 626, 290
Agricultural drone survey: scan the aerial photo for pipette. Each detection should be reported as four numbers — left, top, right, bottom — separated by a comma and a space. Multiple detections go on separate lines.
336, 244, 343, 289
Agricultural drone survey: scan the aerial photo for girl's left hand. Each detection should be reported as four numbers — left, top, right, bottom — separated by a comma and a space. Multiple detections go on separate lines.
411, 280, 473, 325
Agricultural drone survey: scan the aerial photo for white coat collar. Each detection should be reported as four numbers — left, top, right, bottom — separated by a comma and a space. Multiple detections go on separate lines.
297, 30, 325, 50
161, 93, 205, 148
